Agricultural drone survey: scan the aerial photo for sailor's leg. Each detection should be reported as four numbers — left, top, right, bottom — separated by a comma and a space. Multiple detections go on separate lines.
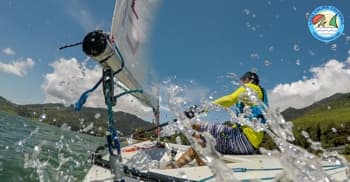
169, 147, 206, 168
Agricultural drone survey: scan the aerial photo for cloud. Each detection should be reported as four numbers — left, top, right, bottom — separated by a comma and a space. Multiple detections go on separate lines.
42, 58, 154, 120
2, 48, 16, 56
268, 56, 350, 111
0, 58, 35, 77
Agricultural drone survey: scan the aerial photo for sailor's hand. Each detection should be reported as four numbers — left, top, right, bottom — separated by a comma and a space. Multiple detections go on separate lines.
184, 105, 198, 119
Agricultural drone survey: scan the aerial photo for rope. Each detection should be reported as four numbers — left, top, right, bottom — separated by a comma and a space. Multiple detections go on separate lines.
58, 42, 83, 50
114, 89, 143, 99
74, 79, 103, 111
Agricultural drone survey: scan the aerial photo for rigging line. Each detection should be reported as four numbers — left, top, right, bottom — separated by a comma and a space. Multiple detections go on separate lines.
58, 42, 83, 50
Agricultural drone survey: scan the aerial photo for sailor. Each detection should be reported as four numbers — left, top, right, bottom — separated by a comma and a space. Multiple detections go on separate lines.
167, 71, 269, 168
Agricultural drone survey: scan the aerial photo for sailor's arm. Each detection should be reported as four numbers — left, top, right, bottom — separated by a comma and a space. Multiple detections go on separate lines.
213, 86, 245, 108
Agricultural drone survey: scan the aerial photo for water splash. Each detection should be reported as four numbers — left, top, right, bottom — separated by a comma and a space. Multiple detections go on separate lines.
160, 122, 180, 137
166, 81, 237, 181
82, 122, 94, 133
16, 127, 39, 152
237, 77, 349, 181
60, 123, 71, 131
163, 73, 349, 181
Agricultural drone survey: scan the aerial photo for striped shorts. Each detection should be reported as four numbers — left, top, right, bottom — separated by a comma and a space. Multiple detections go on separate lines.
200, 123, 256, 155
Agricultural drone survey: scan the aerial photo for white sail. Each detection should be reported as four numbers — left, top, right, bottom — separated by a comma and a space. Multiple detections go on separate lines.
110, 0, 161, 111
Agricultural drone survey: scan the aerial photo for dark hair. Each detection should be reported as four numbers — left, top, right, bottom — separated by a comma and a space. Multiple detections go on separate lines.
240, 71, 259, 85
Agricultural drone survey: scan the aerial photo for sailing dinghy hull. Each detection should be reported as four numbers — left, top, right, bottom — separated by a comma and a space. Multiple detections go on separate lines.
84, 141, 348, 181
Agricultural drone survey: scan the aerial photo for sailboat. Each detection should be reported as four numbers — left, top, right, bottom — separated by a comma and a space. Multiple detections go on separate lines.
78, 1, 348, 181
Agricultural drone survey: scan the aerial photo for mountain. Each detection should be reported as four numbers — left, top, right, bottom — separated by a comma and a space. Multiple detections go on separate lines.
281, 93, 350, 121
0, 96, 153, 137
280, 92, 350, 150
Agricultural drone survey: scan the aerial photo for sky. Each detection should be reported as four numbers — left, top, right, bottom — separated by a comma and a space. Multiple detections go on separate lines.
0, 0, 349, 123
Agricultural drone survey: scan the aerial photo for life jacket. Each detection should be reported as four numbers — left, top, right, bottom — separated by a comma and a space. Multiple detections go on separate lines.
235, 86, 268, 148
235, 86, 268, 123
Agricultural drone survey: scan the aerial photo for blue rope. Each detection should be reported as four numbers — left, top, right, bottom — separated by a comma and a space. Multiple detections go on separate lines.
114, 89, 143, 99
74, 79, 103, 111
74, 40, 125, 111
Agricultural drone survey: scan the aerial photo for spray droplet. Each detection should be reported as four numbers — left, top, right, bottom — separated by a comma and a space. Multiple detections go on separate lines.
327, 106, 332, 110
5, 146, 9, 150
34, 145, 41, 152
250, 53, 260, 60
331, 128, 337, 133
305, 12, 310, 20
293, 44, 300, 51
269, 46, 274, 52
244, 9, 250, 15
40, 113, 47, 120
296, 59, 301, 66
264, 60, 271, 66
301, 130, 310, 138
94, 113, 101, 119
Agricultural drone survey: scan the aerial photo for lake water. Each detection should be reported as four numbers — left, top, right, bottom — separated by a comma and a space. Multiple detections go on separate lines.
0, 111, 104, 182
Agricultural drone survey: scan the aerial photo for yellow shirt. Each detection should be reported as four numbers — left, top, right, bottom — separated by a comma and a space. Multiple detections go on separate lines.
213, 83, 264, 148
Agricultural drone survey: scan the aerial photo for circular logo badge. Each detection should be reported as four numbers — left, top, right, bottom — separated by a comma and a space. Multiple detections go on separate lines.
308, 6, 344, 42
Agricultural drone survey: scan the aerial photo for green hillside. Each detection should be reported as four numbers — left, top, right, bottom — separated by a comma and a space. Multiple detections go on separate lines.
291, 93, 350, 150
0, 96, 153, 137
262, 93, 350, 153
